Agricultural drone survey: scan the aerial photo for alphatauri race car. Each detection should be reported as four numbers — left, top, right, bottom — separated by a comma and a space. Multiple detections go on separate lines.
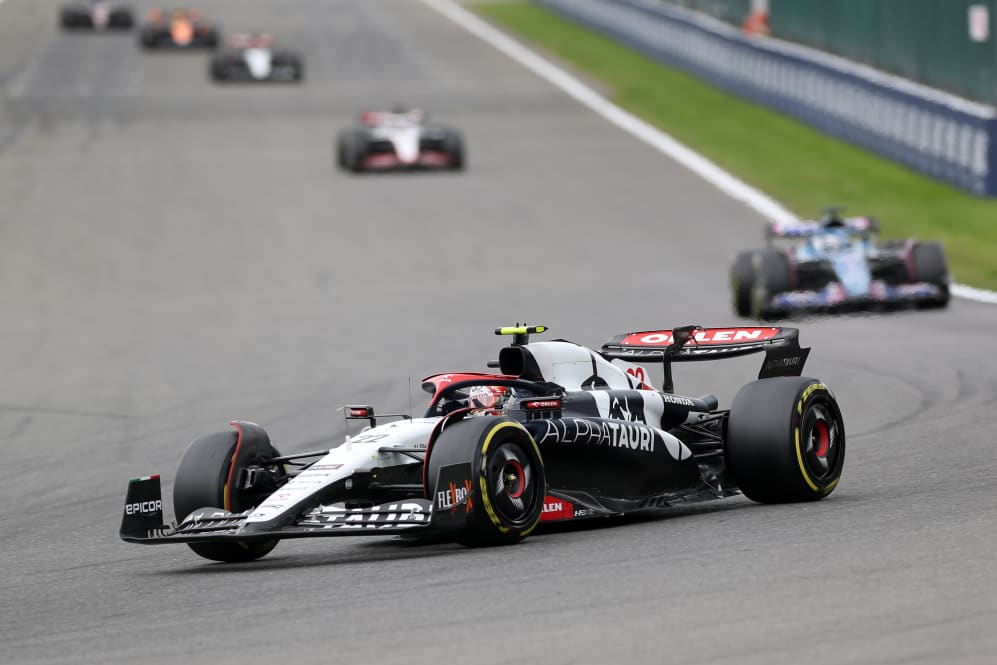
336, 109, 464, 172
210, 33, 303, 83
60, 2, 134, 30
139, 8, 218, 49
731, 207, 950, 319
121, 325, 845, 564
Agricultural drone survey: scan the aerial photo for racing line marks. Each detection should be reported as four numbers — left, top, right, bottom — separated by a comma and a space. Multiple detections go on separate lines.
420, 0, 997, 305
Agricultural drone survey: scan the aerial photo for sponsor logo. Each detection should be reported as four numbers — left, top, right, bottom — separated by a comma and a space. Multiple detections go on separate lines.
436, 480, 473, 514
309, 464, 344, 470
524, 399, 561, 410
310, 502, 429, 529
624, 328, 779, 346
660, 393, 695, 407
608, 396, 646, 424
180, 510, 243, 533
540, 497, 575, 521
125, 500, 162, 516
764, 355, 802, 369
537, 418, 657, 453
285, 479, 324, 487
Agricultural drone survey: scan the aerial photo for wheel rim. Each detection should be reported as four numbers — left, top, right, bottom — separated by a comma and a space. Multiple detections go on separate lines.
486, 442, 539, 525
801, 403, 841, 481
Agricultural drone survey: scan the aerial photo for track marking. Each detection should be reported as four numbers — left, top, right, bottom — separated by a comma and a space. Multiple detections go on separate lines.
420, 0, 997, 305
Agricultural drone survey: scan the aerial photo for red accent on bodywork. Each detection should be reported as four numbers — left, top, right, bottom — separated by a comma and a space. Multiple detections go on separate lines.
524, 399, 561, 410
420, 372, 516, 403
421, 407, 475, 499
540, 496, 575, 522
418, 151, 454, 167
224, 421, 245, 512
902, 239, 917, 282
620, 328, 780, 347
362, 153, 399, 169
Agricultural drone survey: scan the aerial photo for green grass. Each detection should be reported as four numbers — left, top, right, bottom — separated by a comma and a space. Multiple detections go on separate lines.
474, 2, 997, 290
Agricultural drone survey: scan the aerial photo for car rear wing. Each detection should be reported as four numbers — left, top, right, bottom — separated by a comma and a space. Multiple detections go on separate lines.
601, 326, 810, 392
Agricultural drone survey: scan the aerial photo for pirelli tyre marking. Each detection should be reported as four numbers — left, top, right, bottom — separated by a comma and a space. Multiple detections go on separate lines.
794, 383, 842, 493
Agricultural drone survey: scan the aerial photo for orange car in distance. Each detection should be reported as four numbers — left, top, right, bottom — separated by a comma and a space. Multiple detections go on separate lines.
139, 8, 219, 49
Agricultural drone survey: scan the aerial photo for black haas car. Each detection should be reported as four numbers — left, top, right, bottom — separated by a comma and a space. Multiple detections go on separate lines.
61, 2, 134, 30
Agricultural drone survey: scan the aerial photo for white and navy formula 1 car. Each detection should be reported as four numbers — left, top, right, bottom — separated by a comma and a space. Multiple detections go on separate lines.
210, 33, 303, 83
336, 109, 464, 172
121, 325, 844, 564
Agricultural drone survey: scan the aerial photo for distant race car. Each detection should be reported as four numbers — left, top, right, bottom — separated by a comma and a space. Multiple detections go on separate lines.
731, 207, 950, 319
60, 2, 134, 30
210, 33, 303, 83
336, 109, 464, 172
139, 8, 218, 49
120, 324, 844, 564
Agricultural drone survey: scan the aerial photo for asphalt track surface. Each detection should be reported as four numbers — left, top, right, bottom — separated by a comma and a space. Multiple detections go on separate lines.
1, 1, 995, 664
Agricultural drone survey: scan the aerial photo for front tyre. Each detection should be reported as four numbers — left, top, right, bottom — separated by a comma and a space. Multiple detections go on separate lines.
726, 377, 844, 503
173, 423, 283, 562
730, 250, 756, 317
443, 129, 464, 170
427, 416, 545, 547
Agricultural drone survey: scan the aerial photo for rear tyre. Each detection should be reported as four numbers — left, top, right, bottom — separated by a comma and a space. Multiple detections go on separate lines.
274, 53, 304, 82
173, 424, 283, 562
427, 416, 545, 547
730, 251, 756, 317
751, 249, 791, 320
726, 377, 845, 503
911, 242, 950, 308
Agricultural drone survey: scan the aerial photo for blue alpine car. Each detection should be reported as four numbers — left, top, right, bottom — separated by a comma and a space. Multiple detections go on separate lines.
730, 208, 949, 319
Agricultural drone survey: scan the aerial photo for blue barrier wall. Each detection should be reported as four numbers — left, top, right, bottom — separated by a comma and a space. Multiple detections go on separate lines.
536, 0, 997, 196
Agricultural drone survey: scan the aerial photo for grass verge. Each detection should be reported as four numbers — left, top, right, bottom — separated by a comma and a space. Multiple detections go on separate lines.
473, 1, 997, 290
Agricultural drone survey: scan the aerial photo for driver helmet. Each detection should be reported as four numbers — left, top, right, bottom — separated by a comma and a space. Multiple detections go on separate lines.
814, 230, 848, 252
467, 385, 511, 412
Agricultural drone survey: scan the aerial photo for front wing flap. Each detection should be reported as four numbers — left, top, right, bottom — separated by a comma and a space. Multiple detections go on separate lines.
770, 281, 944, 311
120, 475, 439, 545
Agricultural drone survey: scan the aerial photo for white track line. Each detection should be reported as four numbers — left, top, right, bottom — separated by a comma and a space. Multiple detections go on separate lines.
421, 0, 997, 305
